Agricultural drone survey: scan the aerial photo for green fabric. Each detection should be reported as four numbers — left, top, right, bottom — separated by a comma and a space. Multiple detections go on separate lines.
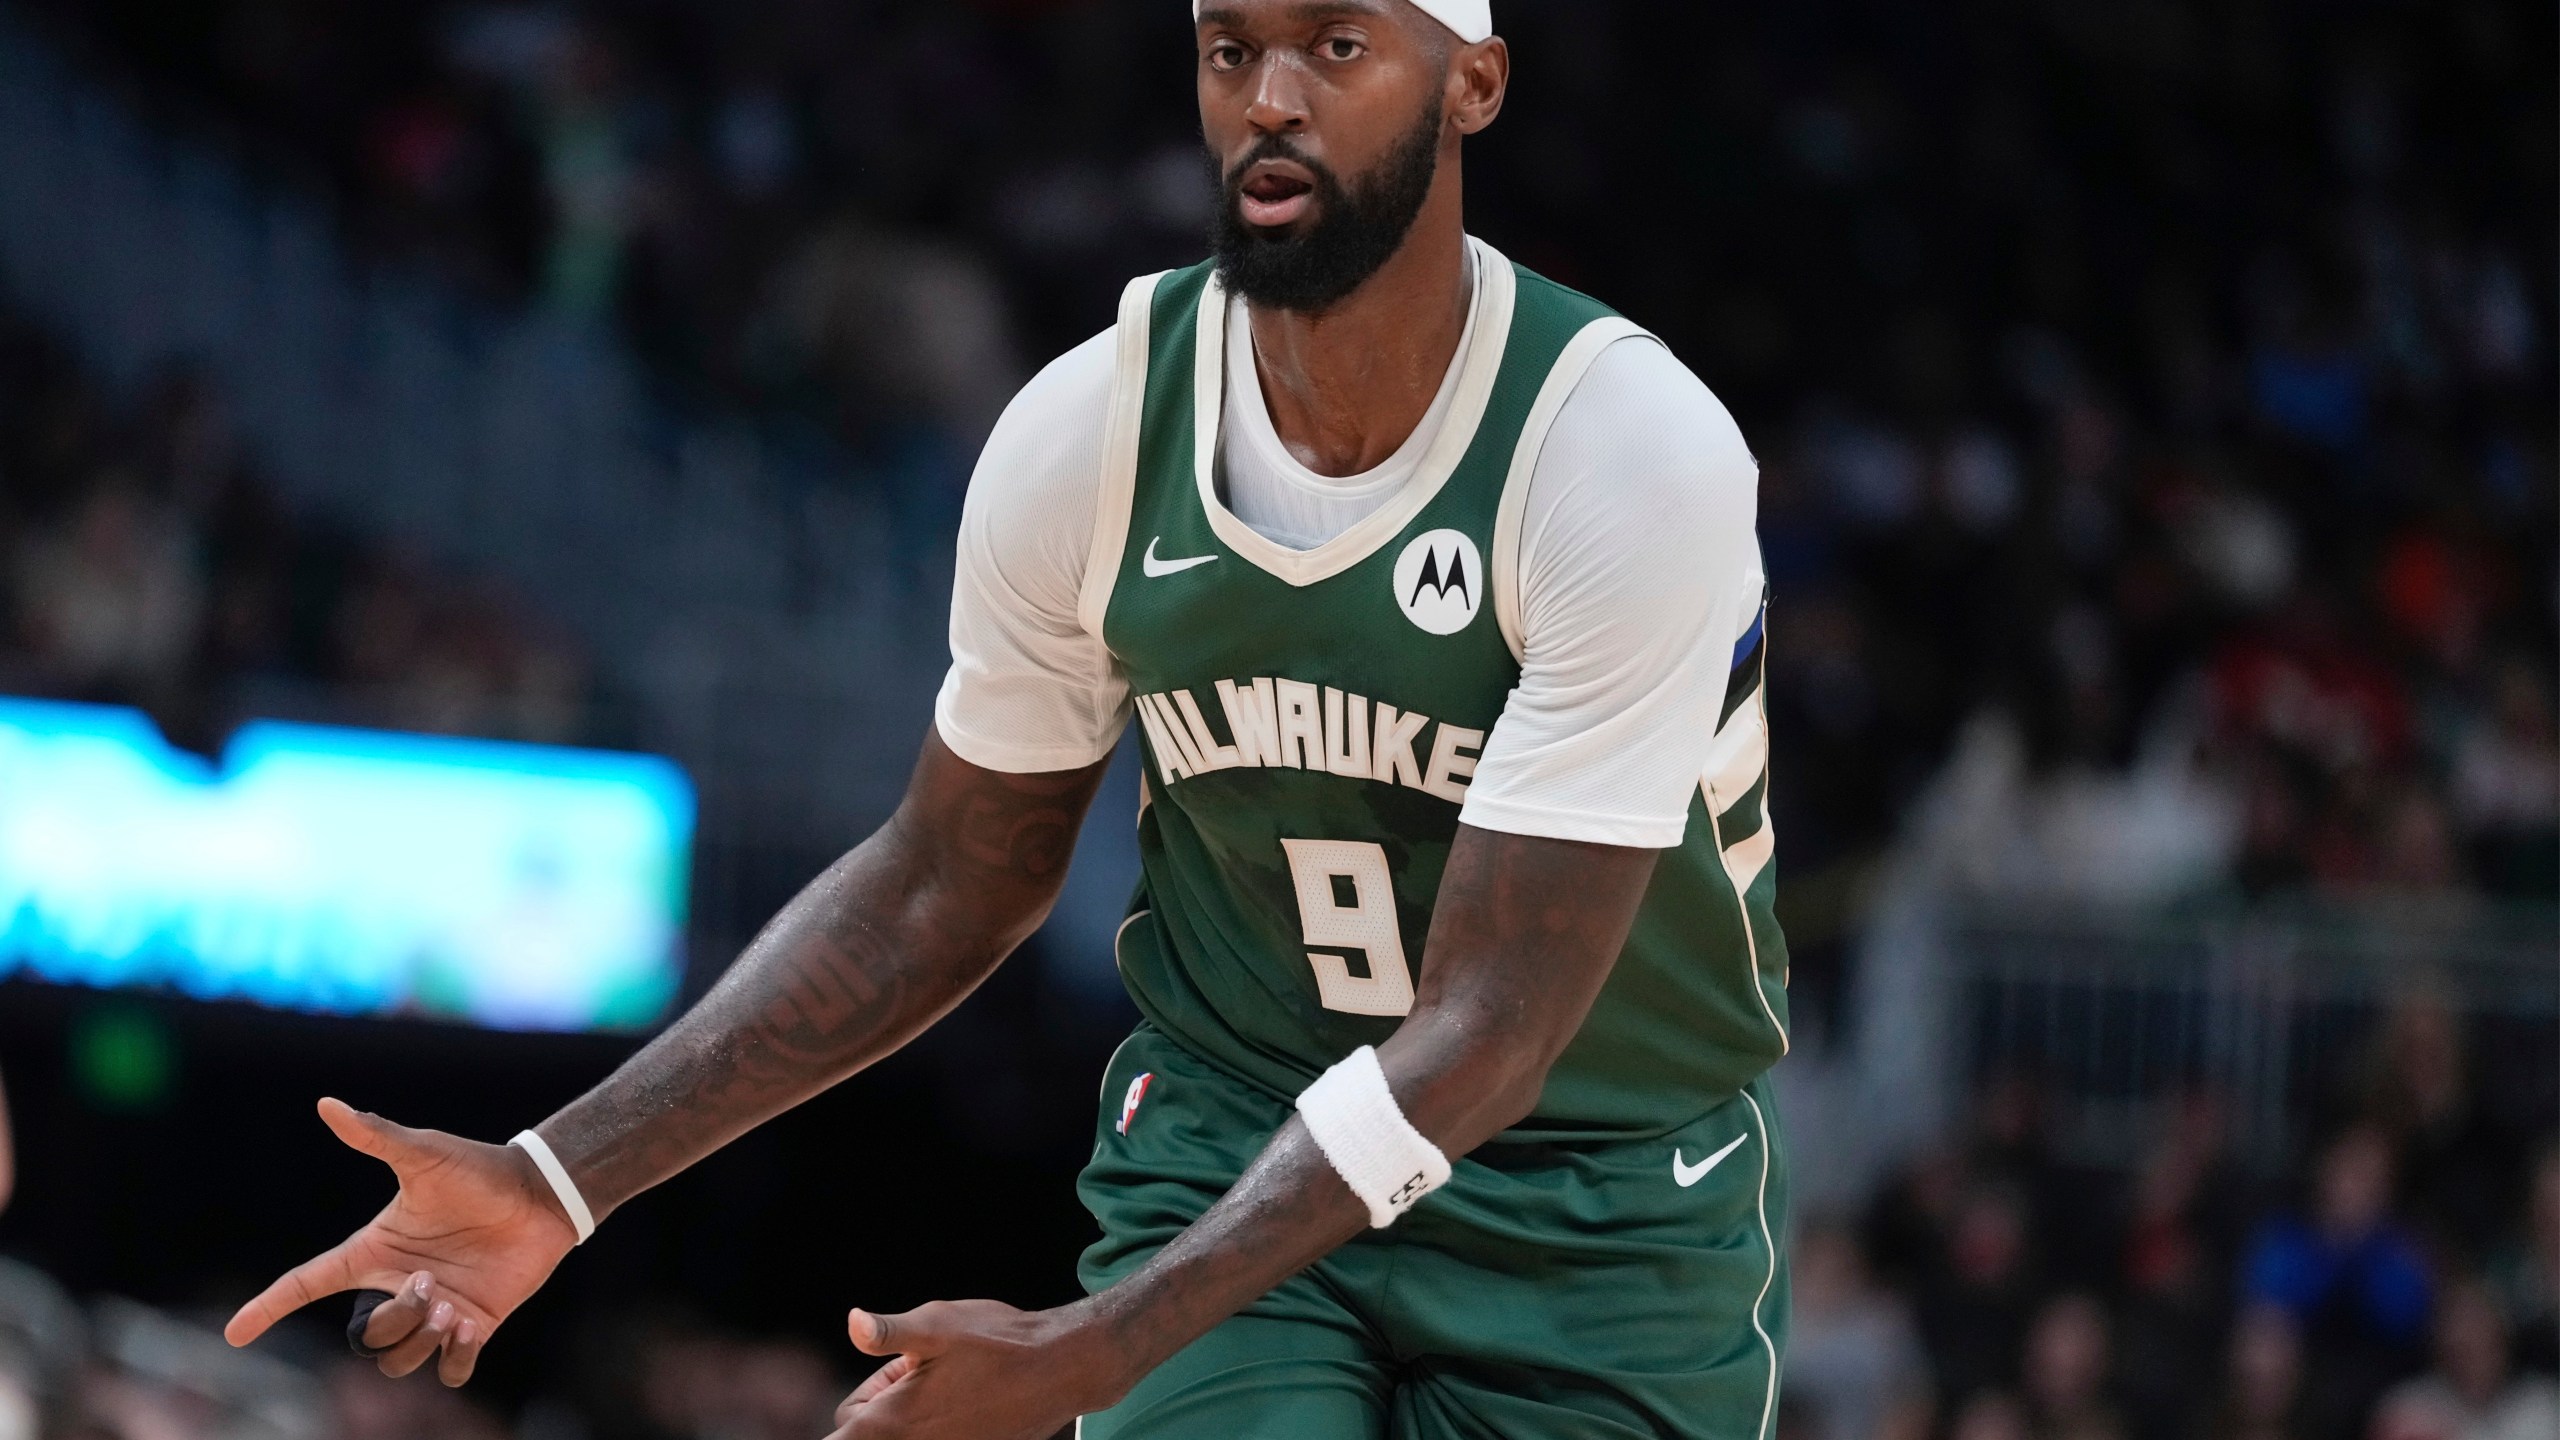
1099, 256, 1790, 1142
1078, 1027, 1793, 1439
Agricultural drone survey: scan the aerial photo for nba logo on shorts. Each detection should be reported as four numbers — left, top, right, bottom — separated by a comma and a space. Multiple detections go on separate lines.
1117, 1072, 1155, 1134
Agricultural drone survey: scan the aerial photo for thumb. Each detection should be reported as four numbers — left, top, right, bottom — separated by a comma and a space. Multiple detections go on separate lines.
848, 1306, 945, 1359
316, 1097, 425, 1167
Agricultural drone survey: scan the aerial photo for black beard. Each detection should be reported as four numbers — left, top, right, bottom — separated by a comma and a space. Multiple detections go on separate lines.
1210, 100, 1444, 313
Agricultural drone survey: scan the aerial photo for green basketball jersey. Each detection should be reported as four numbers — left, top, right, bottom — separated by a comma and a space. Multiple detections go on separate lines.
1091, 243, 1787, 1140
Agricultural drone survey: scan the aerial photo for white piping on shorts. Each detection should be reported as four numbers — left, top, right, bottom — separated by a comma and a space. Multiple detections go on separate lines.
1740, 1087, 1780, 1440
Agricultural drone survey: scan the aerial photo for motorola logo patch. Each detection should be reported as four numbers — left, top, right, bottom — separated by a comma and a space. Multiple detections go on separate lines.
1392, 529, 1484, 636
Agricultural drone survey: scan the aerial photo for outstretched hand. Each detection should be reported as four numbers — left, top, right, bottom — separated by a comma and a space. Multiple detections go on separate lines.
223, 1098, 581, 1386
827, 1299, 1130, 1440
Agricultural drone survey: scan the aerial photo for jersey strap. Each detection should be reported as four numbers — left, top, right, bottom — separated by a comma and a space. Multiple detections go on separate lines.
1078, 270, 1175, 640
1488, 316, 1662, 662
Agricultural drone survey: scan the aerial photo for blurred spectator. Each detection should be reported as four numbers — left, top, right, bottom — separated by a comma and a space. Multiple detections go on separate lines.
2368, 1281, 2560, 1440
1786, 1220, 1933, 1440
2203, 1304, 2313, 1440
533, 21, 641, 322
2020, 1293, 2125, 1440
2117, 1092, 2250, 1439
9, 478, 204, 704
2485, 1147, 2558, 1376
634, 1323, 843, 1440
1948, 1389, 2034, 1440
2243, 1127, 2435, 1427
328, 1359, 510, 1440
757, 218, 1025, 446
2359, 986, 2512, 1256
2121, 1091, 2247, 1301
0, 317, 592, 748
1916, 1180, 2042, 1407
0, 1358, 27, 1440
2448, 659, 2560, 895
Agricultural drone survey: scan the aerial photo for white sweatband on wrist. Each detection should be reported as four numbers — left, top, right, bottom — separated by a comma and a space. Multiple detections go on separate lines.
510, 1131, 596, 1244
1295, 1046, 1451, 1229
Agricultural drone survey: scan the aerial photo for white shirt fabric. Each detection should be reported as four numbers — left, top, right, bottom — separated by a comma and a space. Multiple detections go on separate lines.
1213, 259, 1479, 549
934, 252, 1765, 849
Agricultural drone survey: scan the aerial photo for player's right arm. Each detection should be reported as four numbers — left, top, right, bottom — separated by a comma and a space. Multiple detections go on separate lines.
222, 733, 1110, 1384
224, 327, 1126, 1386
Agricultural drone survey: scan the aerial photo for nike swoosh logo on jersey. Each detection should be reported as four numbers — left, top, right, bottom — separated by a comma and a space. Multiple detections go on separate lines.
1143, 538, 1220, 578
1673, 1132, 1749, 1188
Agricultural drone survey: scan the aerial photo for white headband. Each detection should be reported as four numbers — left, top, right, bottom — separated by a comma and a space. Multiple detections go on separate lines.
1194, 1, 1492, 45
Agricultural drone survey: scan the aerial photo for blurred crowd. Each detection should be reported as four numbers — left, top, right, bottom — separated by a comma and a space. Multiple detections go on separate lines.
21, 0, 2547, 963
0, 312, 593, 750
0, 2, 2549, 1438
0, 1256, 853, 1440
0, 989, 2547, 1440
1788, 989, 2557, 1440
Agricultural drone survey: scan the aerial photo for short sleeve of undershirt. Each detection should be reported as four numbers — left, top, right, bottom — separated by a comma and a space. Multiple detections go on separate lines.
932, 325, 1132, 773
934, 323, 1766, 855
1456, 337, 1765, 849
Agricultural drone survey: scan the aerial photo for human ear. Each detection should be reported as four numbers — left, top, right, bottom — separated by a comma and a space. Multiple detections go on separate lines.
1449, 37, 1508, 135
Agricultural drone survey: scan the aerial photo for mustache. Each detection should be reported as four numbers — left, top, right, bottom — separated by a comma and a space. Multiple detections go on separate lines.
1221, 134, 1342, 197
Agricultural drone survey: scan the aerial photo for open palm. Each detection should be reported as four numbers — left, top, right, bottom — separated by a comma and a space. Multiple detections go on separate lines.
223, 1098, 580, 1386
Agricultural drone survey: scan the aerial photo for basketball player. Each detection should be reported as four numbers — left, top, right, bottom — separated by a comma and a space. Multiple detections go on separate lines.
225, 2, 1790, 1435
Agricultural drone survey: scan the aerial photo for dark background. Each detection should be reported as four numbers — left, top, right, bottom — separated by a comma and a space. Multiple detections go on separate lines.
0, 1, 2551, 1438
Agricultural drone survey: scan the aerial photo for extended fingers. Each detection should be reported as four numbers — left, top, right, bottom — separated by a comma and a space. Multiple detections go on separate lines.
225, 1245, 361, 1347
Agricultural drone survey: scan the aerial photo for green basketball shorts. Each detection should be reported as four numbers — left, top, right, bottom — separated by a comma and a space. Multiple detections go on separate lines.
1074, 1026, 1791, 1440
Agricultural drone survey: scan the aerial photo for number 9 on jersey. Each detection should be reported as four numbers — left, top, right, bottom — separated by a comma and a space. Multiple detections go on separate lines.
1280, 839, 1416, 1017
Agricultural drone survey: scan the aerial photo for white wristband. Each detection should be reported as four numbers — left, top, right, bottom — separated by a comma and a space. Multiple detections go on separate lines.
510, 1131, 596, 1244
1295, 1046, 1451, 1229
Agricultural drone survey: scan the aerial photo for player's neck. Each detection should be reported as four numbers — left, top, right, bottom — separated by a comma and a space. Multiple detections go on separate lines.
1245, 179, 1470, 480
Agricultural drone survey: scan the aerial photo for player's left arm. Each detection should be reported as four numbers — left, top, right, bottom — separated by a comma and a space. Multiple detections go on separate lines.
828, 826, 1657, 1440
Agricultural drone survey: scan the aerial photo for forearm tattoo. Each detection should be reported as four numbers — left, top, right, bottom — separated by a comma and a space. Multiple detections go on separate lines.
545, 733, 1105, 1213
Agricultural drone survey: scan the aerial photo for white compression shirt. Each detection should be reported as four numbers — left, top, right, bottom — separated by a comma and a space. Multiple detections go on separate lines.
935, 259, 1766, 849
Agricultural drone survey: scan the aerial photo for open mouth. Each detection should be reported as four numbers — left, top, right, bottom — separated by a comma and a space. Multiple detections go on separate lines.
1237, 167, 1316, 228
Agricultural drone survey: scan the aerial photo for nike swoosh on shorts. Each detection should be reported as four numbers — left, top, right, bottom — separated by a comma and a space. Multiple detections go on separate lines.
1673, 1132, 1749, 1188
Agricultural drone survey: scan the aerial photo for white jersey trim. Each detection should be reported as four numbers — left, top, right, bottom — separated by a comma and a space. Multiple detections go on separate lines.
1701, 677, 1788, 1056
1187, 238, 1518, 588
1077, 272, 1170, 640
1491, 318, 1657, 663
